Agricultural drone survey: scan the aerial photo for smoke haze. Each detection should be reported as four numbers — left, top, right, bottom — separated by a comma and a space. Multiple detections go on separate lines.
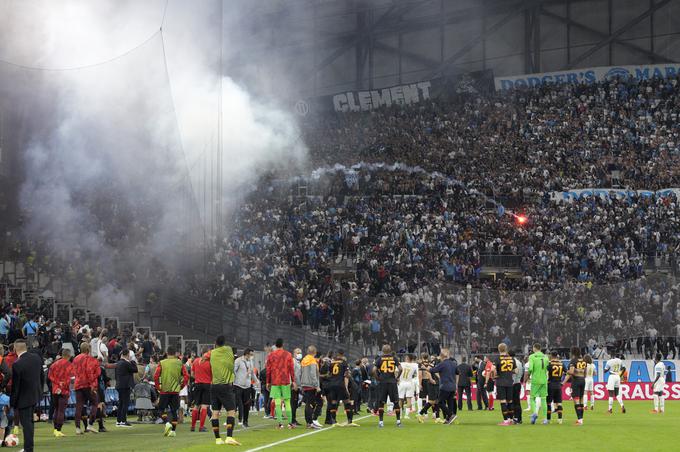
0, 0, 308, 314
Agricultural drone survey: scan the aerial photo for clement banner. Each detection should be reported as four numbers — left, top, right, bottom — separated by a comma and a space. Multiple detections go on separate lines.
293, 70, 494, 117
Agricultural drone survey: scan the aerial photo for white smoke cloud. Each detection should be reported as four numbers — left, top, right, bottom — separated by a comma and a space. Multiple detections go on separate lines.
1, 0, 308, 313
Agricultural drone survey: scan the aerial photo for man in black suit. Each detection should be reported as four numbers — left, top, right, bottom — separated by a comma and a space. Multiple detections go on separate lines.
115, 349, 138, 427
10, 339, 43, 452
456, 356, 474, 411
474, 355, 488, 410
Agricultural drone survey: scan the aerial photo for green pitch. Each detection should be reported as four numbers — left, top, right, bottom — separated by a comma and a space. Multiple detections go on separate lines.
27, 401, 674, 452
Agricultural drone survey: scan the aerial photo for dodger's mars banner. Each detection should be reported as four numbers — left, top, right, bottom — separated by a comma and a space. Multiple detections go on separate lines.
495, 63, 680, 90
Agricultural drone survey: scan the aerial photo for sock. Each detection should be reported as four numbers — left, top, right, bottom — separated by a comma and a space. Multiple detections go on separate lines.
660, 396, 665, 412
378, 407, 384, 422
394, 407, 401, 421
284, 399, 292, 424
534, 396, 541, 416
433, 404, 440, 418
608, 397, 613, 410
527, 394, 532, 411
345, 407, 353, 423
583, 394, 588, 406
419, 402, 430, 415
500, 403, 507, 420
275, 398, 283, 423
191, 409, 199, 428
557, 404, 563, 419
546, 402, 552, 420
200, 407, 208, 428
97, 409, 104, 428
488, 394, 494, 409
171, 421, 177, 431
653, 395, 659, 411
211, 418, 220, 439
539, 397, 547, 419
616, 394, 624, 407
161, 414, 168, 424
226, 416, 234, 437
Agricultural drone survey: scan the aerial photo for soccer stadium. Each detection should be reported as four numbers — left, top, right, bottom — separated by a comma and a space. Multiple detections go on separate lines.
1, 0, 680, 451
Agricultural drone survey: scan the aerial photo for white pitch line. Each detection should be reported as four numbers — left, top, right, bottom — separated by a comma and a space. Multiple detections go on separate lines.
243, 414, 373, 452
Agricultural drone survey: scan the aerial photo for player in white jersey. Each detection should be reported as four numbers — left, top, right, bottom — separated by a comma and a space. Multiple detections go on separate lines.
604, 355, 626, 414
583, 355, 596, 410
398, 354, 419, 418
523, 355, 532, 412
651, 353, 666, 414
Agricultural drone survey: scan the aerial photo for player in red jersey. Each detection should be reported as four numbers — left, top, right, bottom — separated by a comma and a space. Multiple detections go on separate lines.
190, 346, 212, 432
48, 348, 74, 438
72, 342, 101, 434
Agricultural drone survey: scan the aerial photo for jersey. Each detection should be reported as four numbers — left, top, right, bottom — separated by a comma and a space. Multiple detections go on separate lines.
374, 354, 400, 384
547, 359, 564, 387
527, 351, 549, 385
654, 361, 666, 382
493, 355, 515, 387
209, 345, 235, 385
605, 358, 622, 375
585, 363, 596, 379
399, 362, 419, 384
327, 358, 348, 387
568, 358, 587, 381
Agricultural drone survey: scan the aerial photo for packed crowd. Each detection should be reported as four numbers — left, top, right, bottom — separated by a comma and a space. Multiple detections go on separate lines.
303, 75, 680, 196
179, 75, 680, 353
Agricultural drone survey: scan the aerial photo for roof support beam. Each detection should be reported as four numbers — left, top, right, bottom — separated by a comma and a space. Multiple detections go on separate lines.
566, 0, 673, 69
541, 8, 672, 64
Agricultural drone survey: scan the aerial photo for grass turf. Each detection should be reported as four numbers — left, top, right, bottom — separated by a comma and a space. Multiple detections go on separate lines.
24, 401, 674, 452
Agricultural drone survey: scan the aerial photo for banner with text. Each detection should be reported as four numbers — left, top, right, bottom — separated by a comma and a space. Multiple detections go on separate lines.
495, 63, 680, 91
549, 188, 680, 202
294, 70, 494, 117
463, 382, 680, 402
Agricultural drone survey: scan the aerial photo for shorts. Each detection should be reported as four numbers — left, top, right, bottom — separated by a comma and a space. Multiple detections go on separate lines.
496, 385, 513, 401
270, 384, 292, 400
326, 385, 349, 402
653, 380, 665, 394
211, 384, 236, 412
398, 381, 415, 399
547, 385, 562, 404
571, 379, 585, 399
584, 378, 594, 391
158, 393, 180, 418
531, 383, 547, 398
193, 383, 211, 406
426, 381, 440, 401
606, 375, 621, 391
377, 382, 399, 405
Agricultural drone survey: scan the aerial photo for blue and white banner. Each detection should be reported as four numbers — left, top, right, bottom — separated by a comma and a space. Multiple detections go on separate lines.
495, 63, 680, 90
549, 188, 680, 202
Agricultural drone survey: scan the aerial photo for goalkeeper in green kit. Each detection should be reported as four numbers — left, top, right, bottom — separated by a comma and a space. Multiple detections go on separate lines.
525, 343, 548, 425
